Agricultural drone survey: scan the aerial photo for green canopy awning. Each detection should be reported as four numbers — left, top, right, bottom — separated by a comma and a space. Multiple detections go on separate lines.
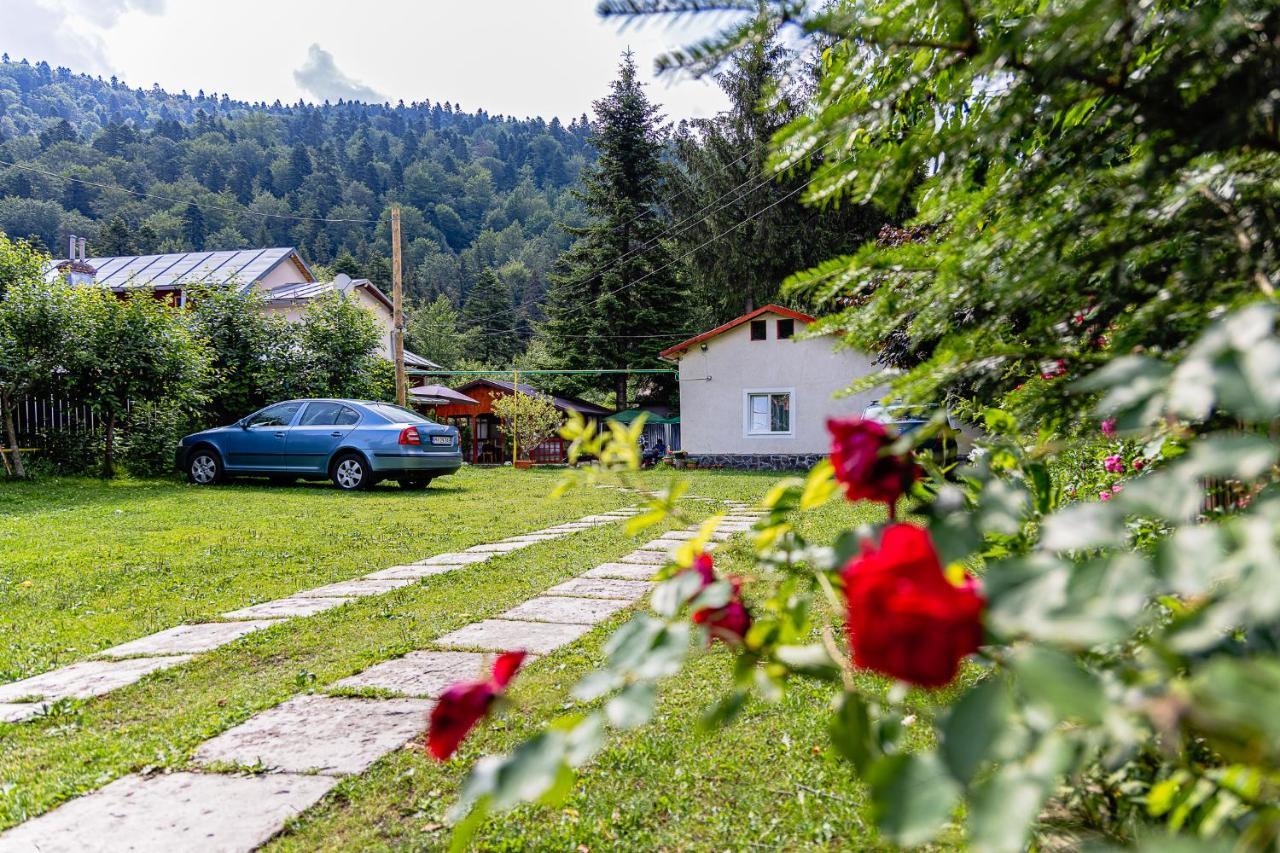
607, 409, 679, 425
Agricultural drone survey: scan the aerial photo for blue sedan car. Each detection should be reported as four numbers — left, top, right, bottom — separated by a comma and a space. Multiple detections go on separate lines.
176, 399, 462, 490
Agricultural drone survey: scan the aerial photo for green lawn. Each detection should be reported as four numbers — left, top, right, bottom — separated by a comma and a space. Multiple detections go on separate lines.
0, 467, 955, 849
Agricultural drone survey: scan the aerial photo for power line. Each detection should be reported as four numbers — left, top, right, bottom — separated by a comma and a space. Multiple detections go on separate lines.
0, 159, 380, 224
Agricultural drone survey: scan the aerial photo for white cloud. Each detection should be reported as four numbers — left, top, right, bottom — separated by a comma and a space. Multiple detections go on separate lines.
292, 43, 385, 104
0, 0, 165, 75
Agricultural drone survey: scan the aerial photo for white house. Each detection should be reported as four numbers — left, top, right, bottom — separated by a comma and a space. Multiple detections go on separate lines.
659, 304, 885, 469
46, 242, 438, 368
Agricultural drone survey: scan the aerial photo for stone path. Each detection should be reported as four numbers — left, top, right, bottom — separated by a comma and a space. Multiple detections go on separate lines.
0, 507, 640, 724
0, 501, 763, 852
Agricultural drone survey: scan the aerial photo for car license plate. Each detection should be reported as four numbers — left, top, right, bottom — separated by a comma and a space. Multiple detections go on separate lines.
430, 435, 453, 446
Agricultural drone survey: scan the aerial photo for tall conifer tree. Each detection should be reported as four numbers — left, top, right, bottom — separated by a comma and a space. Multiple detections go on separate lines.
541, 52, 683, 409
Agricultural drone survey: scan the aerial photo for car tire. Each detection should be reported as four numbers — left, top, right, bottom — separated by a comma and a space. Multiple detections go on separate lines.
331, 453, 371, 491
187, 447, 223, 486
398, 475, 432, 490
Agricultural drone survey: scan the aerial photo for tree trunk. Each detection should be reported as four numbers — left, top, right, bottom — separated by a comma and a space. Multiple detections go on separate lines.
102, 411, 116, 478
0, 391, 26, 479
614, 375, 628, 412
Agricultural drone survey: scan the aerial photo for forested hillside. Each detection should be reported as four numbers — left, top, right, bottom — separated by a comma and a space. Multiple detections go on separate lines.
0, 55, 592, 319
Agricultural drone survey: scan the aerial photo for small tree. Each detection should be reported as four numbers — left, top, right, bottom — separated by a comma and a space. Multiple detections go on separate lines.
0, 277, 78, 479
405, 294, 478, 369
490, 391, 561, 461
73, 290, 211, 477
297, 291, 382, 398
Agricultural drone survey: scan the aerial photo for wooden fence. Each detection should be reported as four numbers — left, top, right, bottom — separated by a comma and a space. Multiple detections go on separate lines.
9, 396, 105, 446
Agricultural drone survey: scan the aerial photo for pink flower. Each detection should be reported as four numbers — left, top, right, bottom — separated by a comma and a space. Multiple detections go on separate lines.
1101, 419, 1117, 438
1099, 490, 1113, 501
1110, 482, 1124, 494
1104, 455, 1125, 474
1132, 459, 1145, 472
686, 552, 751, 645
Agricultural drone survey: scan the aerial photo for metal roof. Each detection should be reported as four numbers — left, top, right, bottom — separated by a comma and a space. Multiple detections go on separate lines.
43, 248, 312, 291
265, 275, 394, 312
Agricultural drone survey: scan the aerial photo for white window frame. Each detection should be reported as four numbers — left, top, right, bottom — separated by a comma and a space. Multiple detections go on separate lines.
742, 388, 795, 438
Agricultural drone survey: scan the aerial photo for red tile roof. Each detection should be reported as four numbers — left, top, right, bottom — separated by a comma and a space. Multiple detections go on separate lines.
658, 304, 815, 360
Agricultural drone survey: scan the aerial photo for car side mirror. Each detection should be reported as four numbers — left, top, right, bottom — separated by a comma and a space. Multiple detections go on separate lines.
239, 419, 250, 430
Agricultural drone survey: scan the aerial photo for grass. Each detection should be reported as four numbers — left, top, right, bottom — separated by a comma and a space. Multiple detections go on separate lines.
0, 467, 626, 681
0, 466, 963, 849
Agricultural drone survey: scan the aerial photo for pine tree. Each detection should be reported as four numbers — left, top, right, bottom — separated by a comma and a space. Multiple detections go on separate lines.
97, 217, 137, 255
182, 201, 206, 250
462, 267, 518, 366
669, 25, 886, 325
540, 52, 683, 409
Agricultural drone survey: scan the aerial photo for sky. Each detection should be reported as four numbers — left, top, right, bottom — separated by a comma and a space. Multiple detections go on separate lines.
1, 0, 740, 121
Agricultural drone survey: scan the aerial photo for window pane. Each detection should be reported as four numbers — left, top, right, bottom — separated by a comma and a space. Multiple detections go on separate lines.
366, 403, 431, 423
334, 406, 360, 426
770, 394, 791, 432
749, 394, 769, 432
777, 319, 795, 339
300, 402, 343, 426
248, 402, 301, 428
750, 320, 767, 340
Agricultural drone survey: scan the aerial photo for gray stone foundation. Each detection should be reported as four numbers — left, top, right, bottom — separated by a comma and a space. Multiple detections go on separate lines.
685, 453, 824, 471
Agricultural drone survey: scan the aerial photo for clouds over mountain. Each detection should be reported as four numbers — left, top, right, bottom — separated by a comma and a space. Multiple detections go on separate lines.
293, 44, 385, 104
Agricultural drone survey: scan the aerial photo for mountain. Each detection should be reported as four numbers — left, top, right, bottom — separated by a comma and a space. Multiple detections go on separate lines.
0, 55, 595, 318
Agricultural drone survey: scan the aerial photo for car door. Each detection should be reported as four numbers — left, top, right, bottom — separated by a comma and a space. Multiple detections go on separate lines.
220, 401, 303, 471
285, 402, 361, 474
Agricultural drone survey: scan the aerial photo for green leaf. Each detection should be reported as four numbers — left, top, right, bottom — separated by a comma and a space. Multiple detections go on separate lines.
605, 682, 656, 730
604, 615, 664, 672
940, 675, 1013, 785
800, 459, 838, 510
774, 643, 842, 681
564, 714, 605, 767
1010, 647, 1105, 724
869, 752, 961, 847
700, 690, 750, 732
967, 732, 1073, 853
651, 571, 704, 617
688, 579, 733, 612
1039, 502, 1125, 551
633, 623, 690, 680
829, 690, 874, 773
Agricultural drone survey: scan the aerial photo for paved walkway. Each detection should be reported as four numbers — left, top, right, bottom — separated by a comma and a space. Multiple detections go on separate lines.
0, 502, 761, 852
0, 507, 641, 725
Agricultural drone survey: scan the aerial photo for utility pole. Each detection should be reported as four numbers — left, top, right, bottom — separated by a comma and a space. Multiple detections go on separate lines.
391, 205, 406, 407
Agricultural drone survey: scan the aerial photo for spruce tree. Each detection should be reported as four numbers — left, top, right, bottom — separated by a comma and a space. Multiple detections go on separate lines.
462, 267, 518, 366
540, 51, 683, 409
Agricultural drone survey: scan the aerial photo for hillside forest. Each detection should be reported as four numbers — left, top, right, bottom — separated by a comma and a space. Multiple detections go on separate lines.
0, 41, 887, 404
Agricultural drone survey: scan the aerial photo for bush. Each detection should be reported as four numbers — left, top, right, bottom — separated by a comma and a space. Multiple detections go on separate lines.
25, 428, 100, 477
119, 402, 189, 479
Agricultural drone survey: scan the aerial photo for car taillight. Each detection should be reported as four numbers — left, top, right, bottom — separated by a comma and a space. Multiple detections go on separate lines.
398, 427, 421, 446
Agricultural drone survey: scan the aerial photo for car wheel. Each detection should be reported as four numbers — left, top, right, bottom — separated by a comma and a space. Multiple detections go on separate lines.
398, 475, 432, 490
187, 448, 223, 485
332, 453, 371, 491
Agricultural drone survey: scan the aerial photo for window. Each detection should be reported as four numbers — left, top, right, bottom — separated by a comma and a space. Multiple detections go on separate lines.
744, 390, 793, 436
366, 403, 431, 424
245, 402, 302, 428
299, 403, 359, 426
750, 319, 767, 341
777, 318, 795, 340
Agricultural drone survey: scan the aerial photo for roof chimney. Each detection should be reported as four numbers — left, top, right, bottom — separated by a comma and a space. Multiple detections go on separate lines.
59, 233, 97, 286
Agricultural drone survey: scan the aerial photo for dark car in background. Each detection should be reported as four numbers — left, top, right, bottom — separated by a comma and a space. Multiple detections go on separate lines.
862, 400, 966, 465
176, 399, 462, 490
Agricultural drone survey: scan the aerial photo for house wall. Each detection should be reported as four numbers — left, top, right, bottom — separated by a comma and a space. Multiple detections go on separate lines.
258, 288, 396, 358
674, 317, 885, 459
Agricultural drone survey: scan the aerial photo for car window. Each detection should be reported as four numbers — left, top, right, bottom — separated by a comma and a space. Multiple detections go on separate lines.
365, 403, 432, 424
246, 402, 302, 428
300, 402, 360, 426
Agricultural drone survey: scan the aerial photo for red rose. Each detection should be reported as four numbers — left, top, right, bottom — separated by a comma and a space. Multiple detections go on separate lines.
426, 650, 526, 760
687, 552, 751, 645
841, 524, 984, 688
827, 417, 921, 508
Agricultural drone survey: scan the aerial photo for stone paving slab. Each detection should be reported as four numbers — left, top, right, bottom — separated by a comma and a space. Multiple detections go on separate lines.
362, 564, 462, 581
500, 534, 562, 543
0, 703, 44, 723
297, 578, 415, 598
464, 541, 529, 554
500, 596, 632, 625
222, 597, 353, 621
618, 550, 669, 565
638, 538, 719, 553
332, 651, 487, 698
0, 771, 337, 853
194, 696, 431, 775
434, 619, 592, 655
96, 621, 278, 659
0, 656, 193, 703
416, 552, 490, 566
546, 577, 654, 599
579, 563, 661, 581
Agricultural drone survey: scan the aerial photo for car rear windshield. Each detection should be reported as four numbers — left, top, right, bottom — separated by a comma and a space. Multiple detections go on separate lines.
365, 403, 434, 424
